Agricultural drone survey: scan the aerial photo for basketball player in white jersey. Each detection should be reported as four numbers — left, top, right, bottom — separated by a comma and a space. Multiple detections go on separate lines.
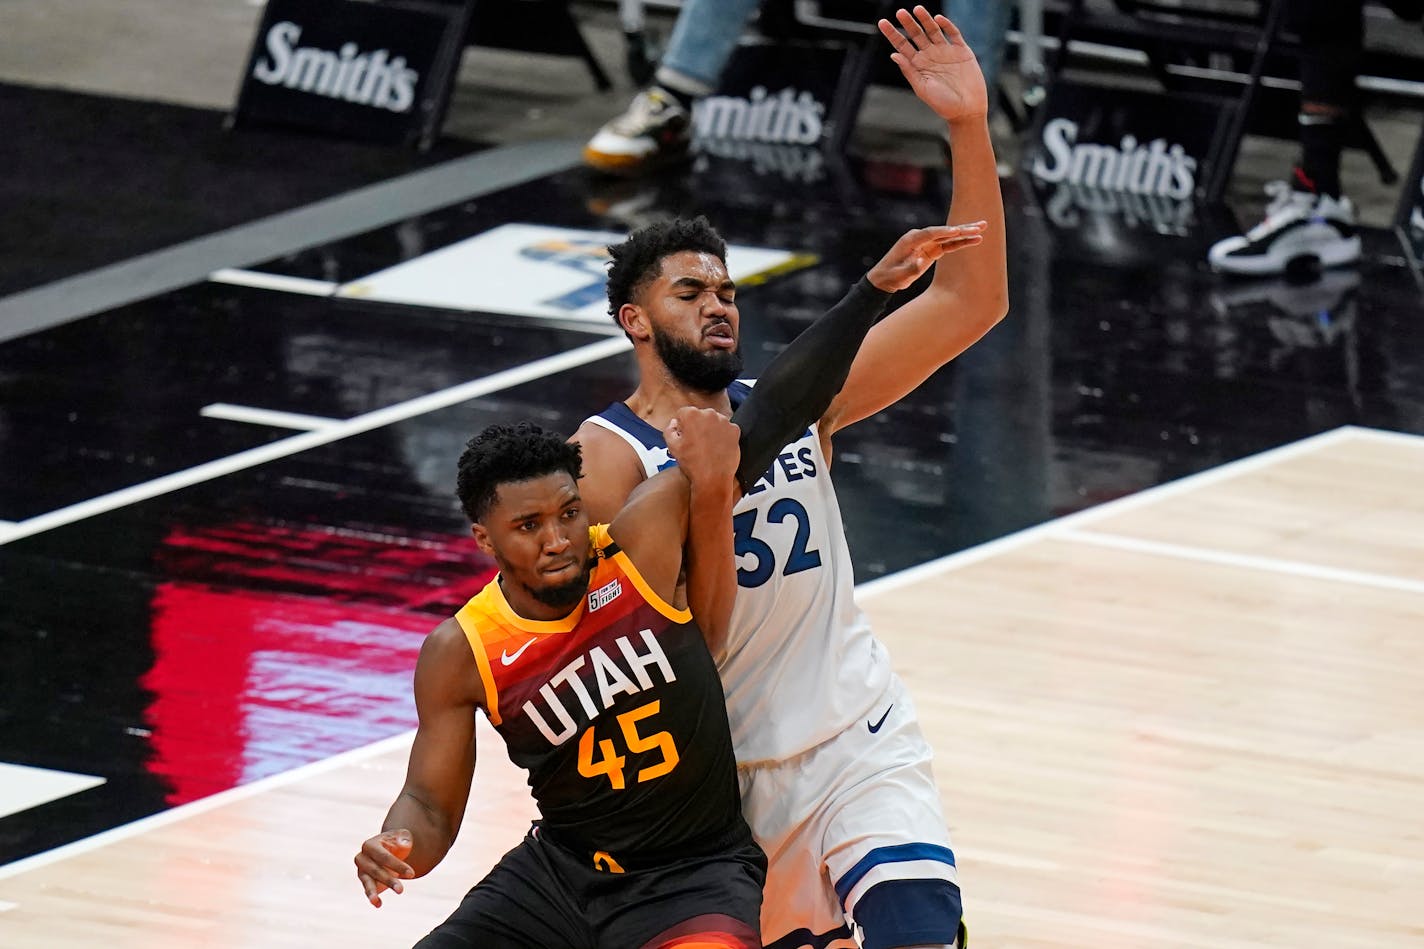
571, 9, 1007, 948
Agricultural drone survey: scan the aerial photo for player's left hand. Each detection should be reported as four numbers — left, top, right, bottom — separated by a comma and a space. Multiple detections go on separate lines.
879, 6, 989, 123
866, 222, 988, 293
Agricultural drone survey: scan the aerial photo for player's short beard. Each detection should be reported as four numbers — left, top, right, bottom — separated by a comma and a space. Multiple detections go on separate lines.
653, 325, 743, 393
526, 558, 595, 610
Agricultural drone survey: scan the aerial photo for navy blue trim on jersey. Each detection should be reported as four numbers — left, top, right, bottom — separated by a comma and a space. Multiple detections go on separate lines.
594, 381, 758, 461
596, 383, 753, 449
833, 842, 957, 905
597, 400, 667, 450
727, 379, 751, 408
852, 878, 964, 949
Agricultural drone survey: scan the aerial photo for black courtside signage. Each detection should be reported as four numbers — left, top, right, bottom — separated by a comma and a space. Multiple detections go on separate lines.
1025, 80, 1222, 201
694, 41, 846, 148
230, 0, 470, 148
1022, 80, 1225, 245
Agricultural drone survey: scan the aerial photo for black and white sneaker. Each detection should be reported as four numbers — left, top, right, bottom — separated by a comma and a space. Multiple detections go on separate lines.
1208, 181, 1361, 277
582, 87, 692, 176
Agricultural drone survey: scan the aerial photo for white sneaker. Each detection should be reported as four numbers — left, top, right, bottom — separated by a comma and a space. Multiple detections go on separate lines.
582, 88, 692, 176
1208, 180, 1361, 276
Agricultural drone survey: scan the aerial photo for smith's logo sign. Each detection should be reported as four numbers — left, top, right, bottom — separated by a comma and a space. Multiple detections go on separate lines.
1033, 117, 1197, 199
251, 21, 418, 113
694, 86, 825, 145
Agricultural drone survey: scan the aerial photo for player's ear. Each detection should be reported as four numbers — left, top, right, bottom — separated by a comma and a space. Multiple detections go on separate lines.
470, 522, 495, 556
618, 303, 652, 341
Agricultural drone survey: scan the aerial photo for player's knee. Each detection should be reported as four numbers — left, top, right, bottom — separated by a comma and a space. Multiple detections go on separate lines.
645, 915, 760, 949
852, 879, 963, 949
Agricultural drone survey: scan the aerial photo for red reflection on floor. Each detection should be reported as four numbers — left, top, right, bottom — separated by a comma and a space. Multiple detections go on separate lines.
141, 521, 497, 804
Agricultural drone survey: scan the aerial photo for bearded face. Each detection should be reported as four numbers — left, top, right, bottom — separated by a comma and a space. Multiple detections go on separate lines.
651, 320, 744, 393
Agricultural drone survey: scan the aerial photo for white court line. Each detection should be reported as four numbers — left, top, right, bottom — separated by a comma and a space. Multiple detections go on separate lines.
209, 268, 339, 296
200, 402, 343, 431
0, 730, 417, 881
1339, 426, 1424, 448
1062, 528, 1424, 595
856, 425, 1367, 601
0, 900, 17, 912
0, 336, 631, 546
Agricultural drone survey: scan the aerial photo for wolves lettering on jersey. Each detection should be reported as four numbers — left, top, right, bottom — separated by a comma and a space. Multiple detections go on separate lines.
586, 382, 895, 765
454, 525, 744, 859
741, 443, 818, 497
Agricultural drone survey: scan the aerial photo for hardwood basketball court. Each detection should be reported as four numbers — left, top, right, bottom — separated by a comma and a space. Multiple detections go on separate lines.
3, 425, 1420, 947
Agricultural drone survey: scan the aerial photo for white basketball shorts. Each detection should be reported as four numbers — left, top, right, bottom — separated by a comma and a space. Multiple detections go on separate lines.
739, 674, 964, 949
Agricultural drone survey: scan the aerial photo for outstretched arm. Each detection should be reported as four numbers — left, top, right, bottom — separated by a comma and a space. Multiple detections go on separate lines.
820, 6, 1009, 439
354, 620, 482, 907
733, 222, 983, 492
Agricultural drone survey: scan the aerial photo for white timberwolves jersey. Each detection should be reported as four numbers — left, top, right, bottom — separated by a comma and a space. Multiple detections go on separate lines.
586, 381, 895, 764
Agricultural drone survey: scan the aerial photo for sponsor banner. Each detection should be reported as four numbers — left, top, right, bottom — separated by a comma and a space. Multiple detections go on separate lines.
1024, 79, 1222, 200
1020, 79, 1229, 261
693, 41, 847, 147
337, 223, 811, 324
1396, 127, 1424, 287
230, 0, 465, 147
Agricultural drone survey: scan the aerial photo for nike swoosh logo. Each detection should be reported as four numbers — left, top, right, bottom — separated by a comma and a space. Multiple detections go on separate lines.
867, 705, 893, 734
500, 638, 537, 666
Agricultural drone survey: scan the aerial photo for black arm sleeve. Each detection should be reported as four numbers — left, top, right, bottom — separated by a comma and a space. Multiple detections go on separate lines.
730, 277, 892, 493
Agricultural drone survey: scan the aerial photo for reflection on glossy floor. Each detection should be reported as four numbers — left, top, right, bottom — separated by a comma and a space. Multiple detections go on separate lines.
3, 429, 1423, 947
1, 139, 1423, 947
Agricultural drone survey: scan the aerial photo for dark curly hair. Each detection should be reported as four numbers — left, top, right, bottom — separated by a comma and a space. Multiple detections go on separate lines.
605, 216, 728, 334
456, 422, 584, 523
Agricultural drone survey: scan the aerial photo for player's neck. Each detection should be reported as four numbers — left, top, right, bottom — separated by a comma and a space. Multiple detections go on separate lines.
624, 375, 732, 424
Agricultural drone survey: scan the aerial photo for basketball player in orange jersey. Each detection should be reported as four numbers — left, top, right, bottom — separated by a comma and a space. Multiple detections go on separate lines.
353, 220, 984, 947
572, 10, 1007, 947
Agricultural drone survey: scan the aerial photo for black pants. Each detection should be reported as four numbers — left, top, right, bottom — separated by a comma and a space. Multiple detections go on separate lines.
412, 828, 765, 949
1288, 0, 1363, 108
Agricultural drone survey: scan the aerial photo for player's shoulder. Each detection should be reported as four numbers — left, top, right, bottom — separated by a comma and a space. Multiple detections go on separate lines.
413, 615, 488, 707
571, 418, 648, 519
570, 416, 631, 455
422, 616, 473, 660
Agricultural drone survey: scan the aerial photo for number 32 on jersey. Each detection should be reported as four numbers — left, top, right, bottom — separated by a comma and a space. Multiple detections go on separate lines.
733, 498, 821, 588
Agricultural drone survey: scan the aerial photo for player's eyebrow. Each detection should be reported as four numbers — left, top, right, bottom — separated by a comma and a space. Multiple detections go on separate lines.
670, 276, 736, 292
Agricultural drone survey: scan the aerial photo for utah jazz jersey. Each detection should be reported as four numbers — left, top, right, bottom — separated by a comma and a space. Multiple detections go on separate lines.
585, 382, 895, 765
455, 524, 748, 866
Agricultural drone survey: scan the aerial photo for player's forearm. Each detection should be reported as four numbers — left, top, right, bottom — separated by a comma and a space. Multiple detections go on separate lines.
685, 477, 738, 654
732, 278, 891, 491
383, 790, 456, 877
935, 117, 1008, 318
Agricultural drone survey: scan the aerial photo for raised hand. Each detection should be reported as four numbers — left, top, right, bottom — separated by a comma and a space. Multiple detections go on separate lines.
878, 6, 989, 123
355, 829, 415, 908
866, 222, 988, 293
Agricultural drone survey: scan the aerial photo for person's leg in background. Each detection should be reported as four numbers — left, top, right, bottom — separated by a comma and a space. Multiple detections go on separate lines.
1208, 0, 1365, 276
1293, 0, 1364, 202
950, 0, 1014, 114
585, 0, 763, 174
